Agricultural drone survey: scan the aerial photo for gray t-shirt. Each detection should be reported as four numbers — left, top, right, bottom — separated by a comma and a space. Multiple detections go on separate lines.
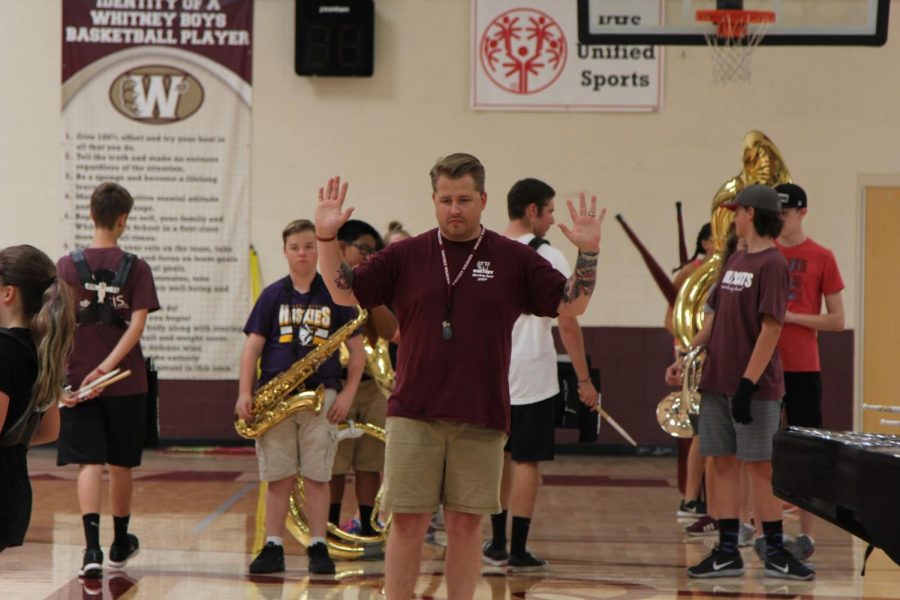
699, 247, 790, 400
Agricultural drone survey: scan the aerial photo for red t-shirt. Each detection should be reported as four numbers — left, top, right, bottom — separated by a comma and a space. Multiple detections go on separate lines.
700, 247, 790, 400
351, 228, 567, 432
775, 238, 844, 372
57, 247, 160, 395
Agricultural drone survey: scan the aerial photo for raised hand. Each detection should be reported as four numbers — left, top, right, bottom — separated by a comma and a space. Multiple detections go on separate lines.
558, 193, 606, 253
315, 176, 354, 239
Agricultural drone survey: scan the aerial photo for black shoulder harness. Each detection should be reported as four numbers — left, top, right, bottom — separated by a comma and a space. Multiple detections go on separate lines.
71, 250, 136, 328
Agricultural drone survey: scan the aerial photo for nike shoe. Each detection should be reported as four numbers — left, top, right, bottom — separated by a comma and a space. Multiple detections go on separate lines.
687, 547, 745, 578
481, 541, 509, 566
764, 547, 816, 581
677, 499, 708, 518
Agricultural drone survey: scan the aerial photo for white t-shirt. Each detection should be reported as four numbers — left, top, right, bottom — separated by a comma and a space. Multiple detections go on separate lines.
508, 234, 572, 406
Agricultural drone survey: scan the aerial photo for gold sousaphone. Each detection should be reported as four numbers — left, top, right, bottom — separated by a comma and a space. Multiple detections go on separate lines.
657, 346, 704, 438
663, 131, 792, 435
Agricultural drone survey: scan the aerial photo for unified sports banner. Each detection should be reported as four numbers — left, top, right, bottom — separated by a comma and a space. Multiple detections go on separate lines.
62, 0, 253, 379
472, 0, 663, 111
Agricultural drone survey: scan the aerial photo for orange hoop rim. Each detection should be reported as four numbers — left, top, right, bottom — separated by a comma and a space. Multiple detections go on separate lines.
696, 9, 775, 39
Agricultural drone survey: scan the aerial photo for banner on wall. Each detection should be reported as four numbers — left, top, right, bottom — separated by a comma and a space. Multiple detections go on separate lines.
62, 0, 253, 379
472, 0, 663, 111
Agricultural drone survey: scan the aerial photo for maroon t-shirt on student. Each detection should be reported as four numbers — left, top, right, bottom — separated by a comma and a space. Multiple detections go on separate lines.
57, 247, 160, 395
700, 247, 789, 400
352, 228, 567, 432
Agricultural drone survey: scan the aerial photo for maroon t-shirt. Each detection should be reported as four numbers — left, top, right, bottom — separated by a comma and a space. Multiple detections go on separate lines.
57, 247, 160, 395
352, 228, 567, 432
700, 247, 789, 400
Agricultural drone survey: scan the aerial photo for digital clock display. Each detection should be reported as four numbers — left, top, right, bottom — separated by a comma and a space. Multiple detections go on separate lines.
295, 0, 374, 77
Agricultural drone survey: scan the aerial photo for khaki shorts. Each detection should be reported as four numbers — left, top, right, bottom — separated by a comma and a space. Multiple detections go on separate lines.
383, 417, 506, 515
332, 379, 387, 475
256, 388, 337, 483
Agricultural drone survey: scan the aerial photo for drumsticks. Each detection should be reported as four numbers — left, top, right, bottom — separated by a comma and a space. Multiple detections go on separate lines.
593, 405, 638, 447
72, 368, 133, 400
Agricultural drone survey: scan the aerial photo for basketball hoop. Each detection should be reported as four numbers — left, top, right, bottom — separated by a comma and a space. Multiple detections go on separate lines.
696, 9, 775, 84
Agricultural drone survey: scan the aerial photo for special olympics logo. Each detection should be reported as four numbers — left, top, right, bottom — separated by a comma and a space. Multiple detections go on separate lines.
480, 8, 567, 95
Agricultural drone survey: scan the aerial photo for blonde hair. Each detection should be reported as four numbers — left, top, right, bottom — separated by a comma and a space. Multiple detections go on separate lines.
282, 219, 316, 247
0, 245, 75, 410
429, 153, 485, 193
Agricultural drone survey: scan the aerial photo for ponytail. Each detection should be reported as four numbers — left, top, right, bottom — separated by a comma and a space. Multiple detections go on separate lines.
0, 245, 75, 410
31, 280, 75, 410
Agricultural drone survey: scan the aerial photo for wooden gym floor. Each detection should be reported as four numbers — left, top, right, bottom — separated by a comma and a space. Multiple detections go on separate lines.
0, 447, 897, 599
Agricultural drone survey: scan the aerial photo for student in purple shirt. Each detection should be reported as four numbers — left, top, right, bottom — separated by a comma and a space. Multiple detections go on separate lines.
667, 184, 813, 581
235, 219, 365, 576
314, 153, 606, 599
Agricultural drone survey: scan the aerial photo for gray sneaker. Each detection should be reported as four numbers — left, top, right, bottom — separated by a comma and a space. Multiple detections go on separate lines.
753, 536, 767, 562
785, 534, 815, 561
738, 522, 755, 547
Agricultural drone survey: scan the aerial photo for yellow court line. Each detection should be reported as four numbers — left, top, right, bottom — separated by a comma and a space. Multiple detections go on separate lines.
252, 481, 268, 555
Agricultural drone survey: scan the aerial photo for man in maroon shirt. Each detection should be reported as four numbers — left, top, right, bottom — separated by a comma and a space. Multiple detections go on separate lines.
314, 153, 606, 599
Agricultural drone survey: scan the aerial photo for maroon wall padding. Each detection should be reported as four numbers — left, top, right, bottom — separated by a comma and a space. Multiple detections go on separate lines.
158, 380, 239, 440
157, 328, 854, 444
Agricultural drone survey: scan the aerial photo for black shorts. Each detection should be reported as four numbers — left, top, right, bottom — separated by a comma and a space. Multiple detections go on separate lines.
782, 372, 823, 428
57, 393, 147, 468
504, 397, 556, 463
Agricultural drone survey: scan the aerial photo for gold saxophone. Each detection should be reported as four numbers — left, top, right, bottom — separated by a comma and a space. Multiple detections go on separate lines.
234, 306, 368, 439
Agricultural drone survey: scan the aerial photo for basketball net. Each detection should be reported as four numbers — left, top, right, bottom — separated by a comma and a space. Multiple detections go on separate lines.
697, 10, 774, 84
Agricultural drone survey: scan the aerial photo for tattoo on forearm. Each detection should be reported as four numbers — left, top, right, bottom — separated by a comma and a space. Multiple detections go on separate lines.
562, 251, 598, 304
335, 262, 354, 291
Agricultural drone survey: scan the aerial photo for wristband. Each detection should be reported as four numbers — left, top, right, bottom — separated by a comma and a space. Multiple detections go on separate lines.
316, 234, 337, 242
94, 367, 107, 376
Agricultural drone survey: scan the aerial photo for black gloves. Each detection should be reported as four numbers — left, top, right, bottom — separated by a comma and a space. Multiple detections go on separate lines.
731, 377, 756, 424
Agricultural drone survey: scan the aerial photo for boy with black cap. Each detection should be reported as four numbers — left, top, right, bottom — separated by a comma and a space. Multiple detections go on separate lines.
668, 184, 813, 580
774, 183, 845, 561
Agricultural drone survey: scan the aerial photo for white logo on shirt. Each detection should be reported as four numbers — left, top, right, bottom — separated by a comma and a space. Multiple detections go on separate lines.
472, 261, 494, 282
722, 270, 754, 290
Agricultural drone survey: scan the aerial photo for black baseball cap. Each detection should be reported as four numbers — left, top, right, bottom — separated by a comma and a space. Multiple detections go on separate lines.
721, 184, 781, 213
775, 183, 807, 209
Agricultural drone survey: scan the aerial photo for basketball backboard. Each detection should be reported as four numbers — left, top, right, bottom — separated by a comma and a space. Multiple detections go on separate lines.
578, 0, 890, 46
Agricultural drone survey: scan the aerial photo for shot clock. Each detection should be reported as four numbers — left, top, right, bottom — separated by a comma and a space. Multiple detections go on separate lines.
295, 0, 375, 77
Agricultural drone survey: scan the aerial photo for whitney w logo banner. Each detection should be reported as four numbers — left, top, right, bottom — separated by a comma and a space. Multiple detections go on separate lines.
62, 0, 253, 379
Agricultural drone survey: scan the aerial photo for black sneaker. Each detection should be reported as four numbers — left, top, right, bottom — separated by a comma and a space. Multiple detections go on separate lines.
249, 542, 285, 574
108, 534, 140, 569
508, 550, 548, 572
687, 547, 744, 578
307, 542, 335, 575
763, 547, 816, 581
677, 499, 708, 518
481, 541, 508, 566
79, 547, 103, 578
